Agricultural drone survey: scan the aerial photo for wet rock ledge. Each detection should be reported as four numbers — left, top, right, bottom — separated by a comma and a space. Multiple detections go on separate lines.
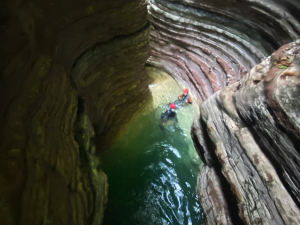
0, 0, 150, 224
192, 41, 300, 224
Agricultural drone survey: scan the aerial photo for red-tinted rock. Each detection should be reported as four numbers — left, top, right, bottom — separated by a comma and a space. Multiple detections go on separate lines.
194, 41, 300, 225
147, 0, 300, 102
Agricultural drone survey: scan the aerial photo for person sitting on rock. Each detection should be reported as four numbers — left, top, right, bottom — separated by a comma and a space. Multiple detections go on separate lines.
178, 88, 192, 106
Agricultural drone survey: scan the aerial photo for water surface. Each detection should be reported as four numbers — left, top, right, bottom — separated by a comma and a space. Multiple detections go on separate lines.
102, 75, 203, 225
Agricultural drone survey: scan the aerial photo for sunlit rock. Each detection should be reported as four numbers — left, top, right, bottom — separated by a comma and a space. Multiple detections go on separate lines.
147, 0, 300, 101
193, 41, 300, 224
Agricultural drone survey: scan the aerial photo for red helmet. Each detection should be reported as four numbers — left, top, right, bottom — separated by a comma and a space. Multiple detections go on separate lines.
183, 88, 189, 93
170, 103, 176, 109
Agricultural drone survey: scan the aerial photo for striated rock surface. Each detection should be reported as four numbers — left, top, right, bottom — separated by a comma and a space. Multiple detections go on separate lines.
0, 0, 149, 224
1, 0, 300, 224
147, 1, 300, 223
147, 0, 300, 101
192, 41, 300, 224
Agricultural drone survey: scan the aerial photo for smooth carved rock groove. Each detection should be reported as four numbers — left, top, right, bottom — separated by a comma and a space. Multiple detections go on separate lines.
0, 0, 149, 224
147, 0, 300, 224
192, 41, 300, 224
147, 0, 300, 102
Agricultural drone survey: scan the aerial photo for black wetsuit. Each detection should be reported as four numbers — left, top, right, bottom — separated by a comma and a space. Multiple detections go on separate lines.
161, 109, 177, 120
159, 109, 178, 132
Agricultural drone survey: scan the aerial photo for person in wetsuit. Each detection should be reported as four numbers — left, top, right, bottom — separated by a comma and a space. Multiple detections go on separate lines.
161, 103, 177, 120
178, 88, 192, 106
160, 103, 179, 132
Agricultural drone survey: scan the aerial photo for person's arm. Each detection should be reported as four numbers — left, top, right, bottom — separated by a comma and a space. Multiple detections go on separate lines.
161, 110, 167, 119
188, 95, 192, 103
178, 94, 183, 99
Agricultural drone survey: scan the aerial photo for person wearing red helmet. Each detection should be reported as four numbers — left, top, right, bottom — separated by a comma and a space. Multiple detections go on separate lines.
170, 103, 176, 110
178, 88, 192, 106
160, 102, 177, 121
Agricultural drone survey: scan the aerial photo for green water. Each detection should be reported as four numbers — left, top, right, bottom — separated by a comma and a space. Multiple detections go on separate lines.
101, 77, 203, 225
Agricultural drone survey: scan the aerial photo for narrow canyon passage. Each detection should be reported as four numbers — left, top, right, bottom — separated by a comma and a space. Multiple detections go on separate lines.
101, 71, 203, 225
0, 0, 300, 224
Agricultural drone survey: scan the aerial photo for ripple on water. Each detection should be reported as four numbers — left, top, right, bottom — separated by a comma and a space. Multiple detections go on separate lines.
101, 75, 203, 225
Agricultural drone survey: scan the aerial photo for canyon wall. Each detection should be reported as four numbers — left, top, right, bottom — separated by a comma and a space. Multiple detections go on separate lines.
192, 41, 300, 225
148, 0, 300, 101
1, 0, 300, 224
0, 0, 150, 224
148, 0, 300, 224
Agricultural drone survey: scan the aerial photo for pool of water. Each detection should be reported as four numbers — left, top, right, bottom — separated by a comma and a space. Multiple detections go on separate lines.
101, 74, 204, 225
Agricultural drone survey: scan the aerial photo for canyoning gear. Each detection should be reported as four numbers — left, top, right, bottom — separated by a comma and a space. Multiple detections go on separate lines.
164, 90, 192, 110
161, 109, 177, 120
181, 94, 189, 102
165, 100, 182, 109
178, 93, 192, 104
178, 89, 192, 105
174, 99, 182, 107
159, 108, 178, 134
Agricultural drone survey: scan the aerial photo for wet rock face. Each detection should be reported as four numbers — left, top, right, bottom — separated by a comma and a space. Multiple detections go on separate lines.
147, 0, 300, 101
0, 0, 149, 224
192, 41, 300, 224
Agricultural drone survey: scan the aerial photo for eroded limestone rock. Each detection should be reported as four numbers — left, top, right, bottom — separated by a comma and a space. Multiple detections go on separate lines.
197, 166, 233, 225
147, 0, 300, 102
0, 0, 149, 224
193, 41, 300, 224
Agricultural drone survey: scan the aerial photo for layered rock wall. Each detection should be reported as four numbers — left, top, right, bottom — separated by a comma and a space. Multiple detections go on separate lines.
148, 0, 300, 101
192, 41, 300, 224
2, 0, 300, 224
147, 1, 300, 223
0, 0, 150, 224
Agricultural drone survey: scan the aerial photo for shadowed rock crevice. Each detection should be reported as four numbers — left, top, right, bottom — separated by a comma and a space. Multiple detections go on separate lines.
193, 118, 244, 225
71, 22, 151, 149
248, 125, 300, 210
74, 96, 108, 225
0, 0, 150, 224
